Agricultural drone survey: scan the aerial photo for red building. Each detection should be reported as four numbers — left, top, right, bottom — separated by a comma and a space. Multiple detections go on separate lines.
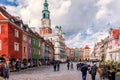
0, 6, 23, 62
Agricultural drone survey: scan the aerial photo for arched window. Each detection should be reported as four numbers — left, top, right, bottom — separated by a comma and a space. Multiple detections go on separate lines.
43, 13, 46, 18
48, 14, 49, 18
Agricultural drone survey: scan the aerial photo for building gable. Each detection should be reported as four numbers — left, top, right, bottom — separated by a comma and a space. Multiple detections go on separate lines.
0, 12, 8, 20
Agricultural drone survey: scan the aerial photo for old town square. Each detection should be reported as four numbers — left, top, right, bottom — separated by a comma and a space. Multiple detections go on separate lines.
1, 0, 120, 80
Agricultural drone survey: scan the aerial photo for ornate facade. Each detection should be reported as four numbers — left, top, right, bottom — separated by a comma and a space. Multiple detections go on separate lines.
39, 0, 66, 61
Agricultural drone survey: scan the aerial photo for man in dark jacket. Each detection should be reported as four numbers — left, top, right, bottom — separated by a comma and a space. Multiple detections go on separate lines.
56, 61, 60, 71
91, 63, 97, 80
81, 63, 88, 80
53, 60, 57, 71
67, 62, 70, 70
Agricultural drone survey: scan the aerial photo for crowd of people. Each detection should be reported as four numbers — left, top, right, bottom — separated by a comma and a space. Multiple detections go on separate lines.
52, 60, 117, 80
75, 61, 117, 80
0, 59, 118, 80
53, 60, 60, 71
0, 60, 9, 80
78, 62, 98, 80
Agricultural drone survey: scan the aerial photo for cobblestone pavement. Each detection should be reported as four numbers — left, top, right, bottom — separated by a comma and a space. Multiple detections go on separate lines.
10, 63, 102, 80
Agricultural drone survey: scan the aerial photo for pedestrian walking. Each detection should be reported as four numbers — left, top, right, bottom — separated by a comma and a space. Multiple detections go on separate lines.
108, 65, 116, 80
71, 62, 73, 69
3, 62, 9, 80
67, 62, 70, 70
53, 60, 56, 71
81, 63, 88, 80
16, 61, 20, 72
111, 65, 116, 80
90, 63, 98, 80
76, 62, 79, 70
0, 60, 4, 78
56, 61, 60, 71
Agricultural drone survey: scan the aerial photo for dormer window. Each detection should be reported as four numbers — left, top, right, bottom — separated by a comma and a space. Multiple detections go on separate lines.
20, 23, 23, 28
43, 13, 46, 18
11, 18, 14, 22
26, 27, 28, 31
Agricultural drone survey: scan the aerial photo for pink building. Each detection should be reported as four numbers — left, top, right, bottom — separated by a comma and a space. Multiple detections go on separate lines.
107, 28, 120, 61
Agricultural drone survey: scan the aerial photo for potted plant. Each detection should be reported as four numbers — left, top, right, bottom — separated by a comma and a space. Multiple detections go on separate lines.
116, 63, 120, 80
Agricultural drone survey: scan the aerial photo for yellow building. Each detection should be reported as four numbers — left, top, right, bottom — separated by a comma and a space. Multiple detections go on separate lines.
83, 45, 90, 60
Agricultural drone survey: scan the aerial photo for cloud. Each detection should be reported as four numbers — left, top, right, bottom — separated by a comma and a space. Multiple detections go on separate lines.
7, 0, 15, 2
1, 0, 120, 50
50, 0, 71, 17
86, 28, 93, 35
5, 0, 72, 30
96, 7, 108, 20
96, 0, 113, 20
66, 30, 109, 52
97, 0, 113, 6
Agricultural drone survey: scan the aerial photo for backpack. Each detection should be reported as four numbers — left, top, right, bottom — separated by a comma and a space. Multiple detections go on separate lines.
91, 66, 97, 75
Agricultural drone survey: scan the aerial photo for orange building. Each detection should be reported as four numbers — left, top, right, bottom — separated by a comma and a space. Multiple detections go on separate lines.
83, 45, 91, 60
22, 25, 29, 61
79, 48, 84, 60
65, 47, 71, 58
70, 48, 75, 61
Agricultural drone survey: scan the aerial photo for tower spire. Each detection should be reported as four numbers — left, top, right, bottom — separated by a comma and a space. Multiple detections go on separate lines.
45, 0, 47, 3
39, 0, 52, 36
44, 0, 48, 10
42, 0, 50, 19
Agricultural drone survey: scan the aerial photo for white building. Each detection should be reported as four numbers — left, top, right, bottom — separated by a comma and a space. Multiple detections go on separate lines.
39, 0, 66, 61
106, 28, 120, 62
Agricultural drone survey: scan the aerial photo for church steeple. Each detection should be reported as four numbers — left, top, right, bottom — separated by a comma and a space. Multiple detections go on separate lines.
45, 0, 47, 3
42, 0, 50, 19
44, 0, 48, 10
40, 0, 52, 36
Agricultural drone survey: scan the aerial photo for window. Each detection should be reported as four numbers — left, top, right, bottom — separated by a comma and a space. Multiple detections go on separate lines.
23, 47, 26, 53
11, 19, 14, 22
23, 35, 27, 41
29, 47, 31, 53
14, 42, 19, 51
0, 40, 2, 50
20, 23, 23, 28
15, 29, 19, 37
0, 25, 1, 34
43, 13, 46, 18
0, 25, 4, 34
29, 39, 31, 44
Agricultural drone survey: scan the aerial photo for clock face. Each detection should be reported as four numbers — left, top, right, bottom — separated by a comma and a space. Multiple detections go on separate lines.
42, 19, 51, 27
43, 20, 46, 25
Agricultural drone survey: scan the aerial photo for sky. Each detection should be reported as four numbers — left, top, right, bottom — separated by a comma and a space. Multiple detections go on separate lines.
0, 0, 120, 51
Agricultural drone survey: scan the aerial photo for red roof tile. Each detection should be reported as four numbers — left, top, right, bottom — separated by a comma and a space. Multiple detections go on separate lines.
65, 47, 71, 50
84, 45, 90, 49
112, 29, 120, 39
